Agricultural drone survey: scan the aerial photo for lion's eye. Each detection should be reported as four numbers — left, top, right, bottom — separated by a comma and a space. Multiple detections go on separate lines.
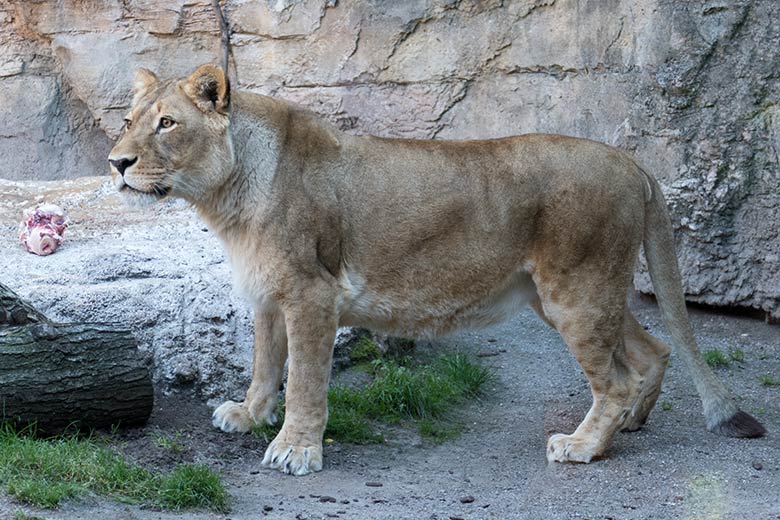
158, 117, 176, 130
123, 118, 132, 130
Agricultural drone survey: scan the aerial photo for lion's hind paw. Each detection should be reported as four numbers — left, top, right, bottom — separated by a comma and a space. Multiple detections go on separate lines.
546, 433, 601, 464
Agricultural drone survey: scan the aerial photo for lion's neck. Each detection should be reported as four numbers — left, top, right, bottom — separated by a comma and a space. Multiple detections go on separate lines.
194, 93, 287, 237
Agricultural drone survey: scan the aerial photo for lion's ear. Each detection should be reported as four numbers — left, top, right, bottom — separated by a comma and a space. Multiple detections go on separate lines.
132, 68, 158, 104
182, 64, 230, 115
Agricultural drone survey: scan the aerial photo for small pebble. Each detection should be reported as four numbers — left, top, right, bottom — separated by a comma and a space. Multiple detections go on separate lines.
460, 495, 475, 504
319, 496, 337, 503
365, 481, 383, 487
263, 505, 273, 512
450, 516, 465, 520
752, 461, 763, 471
340, 499, 351, 504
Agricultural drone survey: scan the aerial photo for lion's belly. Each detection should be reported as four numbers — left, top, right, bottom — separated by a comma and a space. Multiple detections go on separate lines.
337, 269, 537, 338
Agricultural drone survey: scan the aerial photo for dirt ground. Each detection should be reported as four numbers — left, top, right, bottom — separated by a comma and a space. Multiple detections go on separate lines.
3, 295, 779, 520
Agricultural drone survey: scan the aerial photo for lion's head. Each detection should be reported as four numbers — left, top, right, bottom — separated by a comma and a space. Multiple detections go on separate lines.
108, 64, 234, 205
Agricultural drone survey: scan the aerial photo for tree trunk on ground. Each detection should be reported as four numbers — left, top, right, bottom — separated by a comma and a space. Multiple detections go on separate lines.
0, 282, 49, 325
0, 282, 153, 433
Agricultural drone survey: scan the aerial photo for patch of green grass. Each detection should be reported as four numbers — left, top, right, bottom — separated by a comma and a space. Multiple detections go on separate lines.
347, 354, 493, 431
158, 464, 229, 511
153, 432, 185, 454
728, 349, 745, 363
326, 387, 384, 443
661, 400, 673, 411
703, 349, 730, 368
349, 337, 383, 364
253, 353, 493, 444
759, 374, 780, 387
0, 425, 228, 512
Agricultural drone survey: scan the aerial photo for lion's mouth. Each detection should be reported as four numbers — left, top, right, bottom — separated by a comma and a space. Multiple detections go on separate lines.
119, 182, 170, 198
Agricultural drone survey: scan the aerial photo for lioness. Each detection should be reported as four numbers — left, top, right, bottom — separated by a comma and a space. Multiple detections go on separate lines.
109, 64, 765, 475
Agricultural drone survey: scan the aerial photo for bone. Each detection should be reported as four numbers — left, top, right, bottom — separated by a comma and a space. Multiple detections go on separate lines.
18, 204, 69, 256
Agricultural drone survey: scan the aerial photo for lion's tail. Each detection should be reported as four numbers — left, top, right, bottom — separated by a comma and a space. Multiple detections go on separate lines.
638, 165, 766, 438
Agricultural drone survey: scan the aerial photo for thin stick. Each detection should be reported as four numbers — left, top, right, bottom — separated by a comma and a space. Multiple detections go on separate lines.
210, 0, 231, 77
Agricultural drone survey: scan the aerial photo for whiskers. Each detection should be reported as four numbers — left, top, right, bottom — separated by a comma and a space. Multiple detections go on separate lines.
119, 169, 173, 207
152, 184, 170, 198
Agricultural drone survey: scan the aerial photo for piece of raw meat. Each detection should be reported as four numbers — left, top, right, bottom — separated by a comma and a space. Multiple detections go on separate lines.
18, 204, 68, 256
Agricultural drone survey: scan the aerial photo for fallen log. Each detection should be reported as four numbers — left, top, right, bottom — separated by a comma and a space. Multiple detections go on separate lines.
0, 283, 153, 433
0, 281, 48, 325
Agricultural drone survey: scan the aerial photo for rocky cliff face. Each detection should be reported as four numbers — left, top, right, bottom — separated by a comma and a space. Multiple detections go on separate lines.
1, 0, 778, 318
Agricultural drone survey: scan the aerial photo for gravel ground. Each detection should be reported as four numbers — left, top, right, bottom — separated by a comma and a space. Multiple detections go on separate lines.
3, 294, 778, 520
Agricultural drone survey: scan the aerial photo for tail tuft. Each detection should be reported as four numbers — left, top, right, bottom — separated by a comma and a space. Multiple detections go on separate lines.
709, 410, 767, 438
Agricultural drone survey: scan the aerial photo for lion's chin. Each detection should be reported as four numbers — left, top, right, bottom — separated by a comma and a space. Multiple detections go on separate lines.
118, 184, 170, 208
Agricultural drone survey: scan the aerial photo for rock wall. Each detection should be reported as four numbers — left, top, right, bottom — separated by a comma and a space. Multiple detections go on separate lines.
1, 0, 779, 318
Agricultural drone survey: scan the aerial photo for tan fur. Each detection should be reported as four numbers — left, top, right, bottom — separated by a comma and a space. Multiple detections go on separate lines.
109, 64, 765, 475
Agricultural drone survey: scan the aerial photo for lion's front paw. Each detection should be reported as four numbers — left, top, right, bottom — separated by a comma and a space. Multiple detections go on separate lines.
546, 433, 600, 464
261, 435, 323, 476
212, 400, 255, 433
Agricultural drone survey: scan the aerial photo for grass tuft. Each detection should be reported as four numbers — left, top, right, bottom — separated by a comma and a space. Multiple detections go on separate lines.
0, 424, 228, 511
153, 432, 185, 454
349, 337, 383, 364
253, 353, 493, 444
703, 349, 730, 368
728, 349, 745, 363
661, 400, 673, 411
158, 464, 229, 511
326, 387, 385, 443
759, 374, 780, 387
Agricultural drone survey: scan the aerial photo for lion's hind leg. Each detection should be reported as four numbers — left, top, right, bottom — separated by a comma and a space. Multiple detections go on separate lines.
534, 275, 644, 463
621, 311, 671, 432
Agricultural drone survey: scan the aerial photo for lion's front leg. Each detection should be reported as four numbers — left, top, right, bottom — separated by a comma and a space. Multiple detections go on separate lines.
262, 296, 336, 476
213, 303, 288, 433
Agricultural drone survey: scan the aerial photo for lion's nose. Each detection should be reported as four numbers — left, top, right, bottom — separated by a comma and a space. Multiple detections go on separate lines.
108, 156, 138, 176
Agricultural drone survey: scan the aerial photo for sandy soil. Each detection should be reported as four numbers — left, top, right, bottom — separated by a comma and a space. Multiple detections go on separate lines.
3, 295, 779, 520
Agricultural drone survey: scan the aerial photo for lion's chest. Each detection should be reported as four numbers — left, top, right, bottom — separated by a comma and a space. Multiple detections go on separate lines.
216, 234, 275, 304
